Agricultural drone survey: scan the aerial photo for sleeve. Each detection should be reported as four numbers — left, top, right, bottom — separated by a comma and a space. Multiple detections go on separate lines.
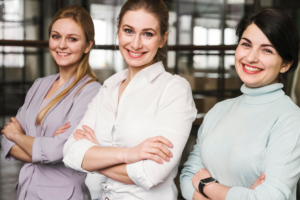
180, 125, 206, 200
31, 82, 100, 165
62, 86, 100, 172
126, 77, 197, 189
226, 113, 300, 200
1, 78, 41, 161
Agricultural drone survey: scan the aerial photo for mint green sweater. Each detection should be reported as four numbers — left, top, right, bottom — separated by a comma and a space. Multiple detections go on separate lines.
180, 83, 300, 200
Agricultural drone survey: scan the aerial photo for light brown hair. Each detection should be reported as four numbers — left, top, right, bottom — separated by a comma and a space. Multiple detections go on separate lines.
117, 0, 169, 67
36, 5, 98, 124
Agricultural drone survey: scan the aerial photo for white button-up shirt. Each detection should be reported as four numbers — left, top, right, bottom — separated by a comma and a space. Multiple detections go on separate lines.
63, 62, 197, 200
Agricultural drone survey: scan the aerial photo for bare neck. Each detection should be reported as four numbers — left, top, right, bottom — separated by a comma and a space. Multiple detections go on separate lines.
57, 65, 77, 86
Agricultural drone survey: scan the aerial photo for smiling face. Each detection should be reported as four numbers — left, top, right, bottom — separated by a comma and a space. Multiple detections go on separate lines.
49, 18, 92, 70
118, 9, 167, 69
235, 23, 291, 88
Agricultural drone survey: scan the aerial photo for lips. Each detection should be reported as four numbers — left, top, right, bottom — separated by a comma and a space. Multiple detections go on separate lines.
57, 52, 71, 57
126, 49, 146, 58
242, 63, 263, 74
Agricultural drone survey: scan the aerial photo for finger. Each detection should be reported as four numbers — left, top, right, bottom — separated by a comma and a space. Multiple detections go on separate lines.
74, 133, 85, 141
151, 136, 173, 148
81, 129, 97, 144
73, 132, 86, 140
54, 130, 65, 136
152, 142, 173, 158
58, 123, 70, 130
76, 129, 86, 135
148, 147, 170, 162
82, 125, 96, 141
11, 117, 18, 123
145, 154, 163, 164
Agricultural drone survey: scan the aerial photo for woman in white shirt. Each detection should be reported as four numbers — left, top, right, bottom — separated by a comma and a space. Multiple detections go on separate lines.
63, 0, 197, 199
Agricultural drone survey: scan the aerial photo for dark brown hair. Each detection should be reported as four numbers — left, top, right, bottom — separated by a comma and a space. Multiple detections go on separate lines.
117, 0, 169, 67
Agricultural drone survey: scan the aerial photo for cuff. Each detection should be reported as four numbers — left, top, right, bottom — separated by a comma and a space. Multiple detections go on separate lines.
32, 137, 43, 163
180, 179, 196, 200
126, 161, 153, 190
62, 139, 97, 173
1, 135, 17, 161
226, 187, 249, 200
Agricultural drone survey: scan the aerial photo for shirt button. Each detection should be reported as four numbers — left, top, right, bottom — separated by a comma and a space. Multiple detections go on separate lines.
105, 198, 109, 200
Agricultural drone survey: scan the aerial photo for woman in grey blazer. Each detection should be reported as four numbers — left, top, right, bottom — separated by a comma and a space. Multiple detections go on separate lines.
1, 5, 100, 200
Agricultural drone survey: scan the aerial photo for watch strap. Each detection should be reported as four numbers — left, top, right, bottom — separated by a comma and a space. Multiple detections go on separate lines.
198, 177, 218, 198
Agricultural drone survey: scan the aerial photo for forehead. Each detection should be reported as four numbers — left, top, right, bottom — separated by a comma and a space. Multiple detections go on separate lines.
242, 23, 272, 45
121, 9, 160, 31
52, 18, 84, 36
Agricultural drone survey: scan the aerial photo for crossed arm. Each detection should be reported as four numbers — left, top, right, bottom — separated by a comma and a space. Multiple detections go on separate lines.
1, 117, 70, 163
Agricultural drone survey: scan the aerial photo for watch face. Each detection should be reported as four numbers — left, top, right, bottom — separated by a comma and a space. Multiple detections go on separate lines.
201, 177, 216, 184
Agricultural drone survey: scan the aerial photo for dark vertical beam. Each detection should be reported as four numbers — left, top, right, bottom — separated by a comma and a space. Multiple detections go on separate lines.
82, 0, 89, 12
1, 1, 5, 129
254, 0, 260, 12
174, 0, 180, 74
58, 0, 63, 11
39, 0, 44, 77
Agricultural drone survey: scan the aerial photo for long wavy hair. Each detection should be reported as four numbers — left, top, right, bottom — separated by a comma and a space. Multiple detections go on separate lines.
36, 5, 98, 125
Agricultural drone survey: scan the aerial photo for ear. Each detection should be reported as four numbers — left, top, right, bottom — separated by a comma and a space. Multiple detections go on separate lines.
159, 31, 169, 48
84, 41, 94, 54
280, 61, 293, 73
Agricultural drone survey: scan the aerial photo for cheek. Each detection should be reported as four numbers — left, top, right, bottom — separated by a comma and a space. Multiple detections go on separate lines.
49, 40, 58, 51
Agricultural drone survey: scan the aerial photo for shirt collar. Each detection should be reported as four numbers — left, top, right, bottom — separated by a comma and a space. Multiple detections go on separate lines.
103, 61, 165, 87
241, 83, 285, 105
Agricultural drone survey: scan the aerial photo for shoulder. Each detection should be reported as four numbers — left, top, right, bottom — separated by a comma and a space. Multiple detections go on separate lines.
76, 77, 101, 96
274, 96, 300, 122
161, 72, 192, 92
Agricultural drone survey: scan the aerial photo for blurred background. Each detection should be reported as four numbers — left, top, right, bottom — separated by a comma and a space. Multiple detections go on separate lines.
1, 0, 300, 199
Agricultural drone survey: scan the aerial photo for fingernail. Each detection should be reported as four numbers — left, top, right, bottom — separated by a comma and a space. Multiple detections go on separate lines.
160, 160, 163, 164
170, 143, 173, 148
170, 152, 173, 157
166, 157, 170, 161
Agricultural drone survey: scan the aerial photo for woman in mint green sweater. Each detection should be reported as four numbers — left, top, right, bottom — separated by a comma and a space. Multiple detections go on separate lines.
180, 9, 300, 200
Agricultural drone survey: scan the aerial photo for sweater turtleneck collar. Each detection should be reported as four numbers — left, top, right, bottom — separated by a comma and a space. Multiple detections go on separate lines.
241, 83, 285, 105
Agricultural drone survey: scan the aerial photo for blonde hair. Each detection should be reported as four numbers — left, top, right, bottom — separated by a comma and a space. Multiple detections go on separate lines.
36, 5, 98, 125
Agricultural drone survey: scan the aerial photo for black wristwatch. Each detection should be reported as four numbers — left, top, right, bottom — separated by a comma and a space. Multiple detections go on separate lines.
198, 177, 219, 198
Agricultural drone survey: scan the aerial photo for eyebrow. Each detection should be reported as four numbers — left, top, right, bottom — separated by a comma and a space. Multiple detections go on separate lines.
241, 37, 275, 48
51, 31, 81, 38
122, 24, 157, 34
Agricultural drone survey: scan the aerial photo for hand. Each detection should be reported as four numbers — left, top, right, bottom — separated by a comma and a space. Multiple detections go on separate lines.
250, 172, 265, 189
123, 136, 173, 164
54, 122, 70, 137
192, 168, 212, 191
1, 117, 25, 141
73, 125, 98, 144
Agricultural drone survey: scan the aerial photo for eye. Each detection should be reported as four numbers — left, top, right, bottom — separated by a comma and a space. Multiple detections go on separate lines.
241, 42, 250, 47
69, 38, 77, 42
263, 49, 273, 54
143, 32, 153, 37
51, 35, 59, 39
124, 29, 133, 34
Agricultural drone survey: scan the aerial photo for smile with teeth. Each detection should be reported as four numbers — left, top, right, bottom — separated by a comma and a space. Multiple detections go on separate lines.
57, 52, 71, 56
243, 64, 262, 72
127, 49, 146, 58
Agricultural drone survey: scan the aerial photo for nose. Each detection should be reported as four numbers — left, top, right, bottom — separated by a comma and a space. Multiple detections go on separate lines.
130, 35, 142, 50
58, 38, 67, 49
245, 48, 259, 64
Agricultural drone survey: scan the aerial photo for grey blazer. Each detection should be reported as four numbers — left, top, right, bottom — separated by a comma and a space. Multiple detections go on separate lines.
1, 74, 101, 200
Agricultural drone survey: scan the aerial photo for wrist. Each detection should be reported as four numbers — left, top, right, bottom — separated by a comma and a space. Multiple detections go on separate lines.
120, 147, 129, 163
